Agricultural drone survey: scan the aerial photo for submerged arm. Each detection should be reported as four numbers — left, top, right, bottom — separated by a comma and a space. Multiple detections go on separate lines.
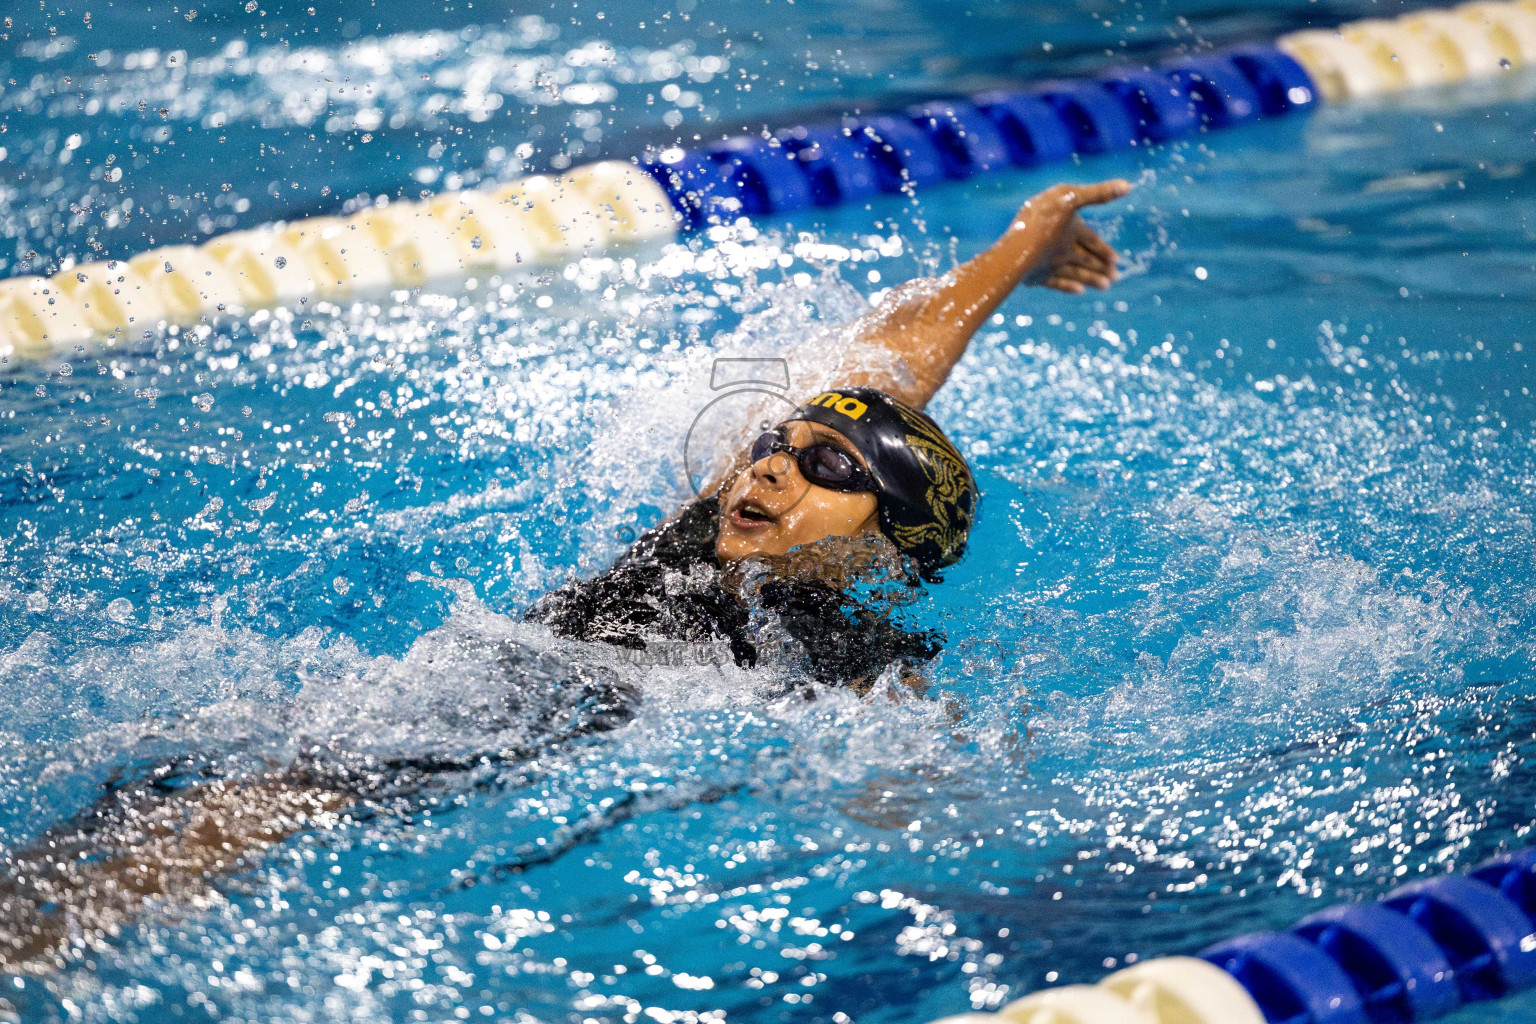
839, 178, 1131, 409
0, 775, 352, 971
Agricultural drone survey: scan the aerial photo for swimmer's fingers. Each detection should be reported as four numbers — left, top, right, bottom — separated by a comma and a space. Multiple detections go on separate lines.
1021, 190, 1125, 292
1073, 242, 1118, 282
1022, 179, 1132, 223
1043, 275, 1087, 295
1068, 220, 1120, 283
1051, 262, 1114, 291
1076, 228, 1119, 271
1068, 178, 1133, 211
1038, 178, 1132, 213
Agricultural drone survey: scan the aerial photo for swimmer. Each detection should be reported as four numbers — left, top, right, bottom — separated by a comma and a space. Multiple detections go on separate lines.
0, 178, 1131, 971
528, 178, 1131, 687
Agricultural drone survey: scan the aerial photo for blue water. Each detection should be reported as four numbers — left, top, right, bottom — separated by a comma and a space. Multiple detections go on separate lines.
3, 1, 1536, 1022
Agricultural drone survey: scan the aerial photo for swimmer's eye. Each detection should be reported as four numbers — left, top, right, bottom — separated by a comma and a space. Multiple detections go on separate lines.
749, 430, 873, 493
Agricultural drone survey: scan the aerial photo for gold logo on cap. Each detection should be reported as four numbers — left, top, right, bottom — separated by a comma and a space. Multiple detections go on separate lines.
808, 392, 868, 420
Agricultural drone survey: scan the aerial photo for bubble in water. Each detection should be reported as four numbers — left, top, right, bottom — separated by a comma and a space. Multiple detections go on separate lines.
1501, 58, 1512, 69
471, 235, 483, 250
245, 0, 257, 9
193, 393, 215, 412
333, 576, 352, 596
274, 255, 288, 269
76, 272, 87, 282
34, 385, 46, 397
26, 592, 49, 613
107, 597, 134, 623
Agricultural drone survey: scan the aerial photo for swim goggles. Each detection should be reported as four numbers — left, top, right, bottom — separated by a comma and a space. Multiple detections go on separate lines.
748, 427, 875, 493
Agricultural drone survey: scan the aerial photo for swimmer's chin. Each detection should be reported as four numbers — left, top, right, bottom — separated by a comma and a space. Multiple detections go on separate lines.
715, 524, 785, 564
716, 529, 905, 591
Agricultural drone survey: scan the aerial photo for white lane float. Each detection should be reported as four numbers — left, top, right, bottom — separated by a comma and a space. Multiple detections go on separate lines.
0, 275, 95, 361
1097, 956, 1267, 1024
999, 984, 1156, 1024
56, 260, 171, 342
128, 244, 247, 323
206, 228, 321, 306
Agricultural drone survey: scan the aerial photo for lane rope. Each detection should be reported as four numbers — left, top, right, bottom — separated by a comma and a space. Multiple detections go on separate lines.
914, 849, 1536, 1024
2, 0, 1531, 365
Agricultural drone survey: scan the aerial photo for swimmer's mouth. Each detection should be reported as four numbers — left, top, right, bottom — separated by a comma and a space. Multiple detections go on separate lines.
728, 499, 777, 529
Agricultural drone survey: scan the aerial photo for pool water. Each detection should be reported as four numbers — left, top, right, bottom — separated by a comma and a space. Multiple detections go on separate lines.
3, 1, 1536, 1022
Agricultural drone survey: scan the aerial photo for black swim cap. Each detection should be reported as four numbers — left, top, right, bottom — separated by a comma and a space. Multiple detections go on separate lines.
786, 386, 977, 579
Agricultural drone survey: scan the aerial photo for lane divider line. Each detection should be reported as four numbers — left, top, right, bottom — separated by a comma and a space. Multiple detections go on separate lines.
919, 849, 1536, 1024
3, 0, 1532, 365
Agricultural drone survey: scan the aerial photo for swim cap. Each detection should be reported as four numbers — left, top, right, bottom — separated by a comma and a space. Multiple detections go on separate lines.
786, 386, 977, 579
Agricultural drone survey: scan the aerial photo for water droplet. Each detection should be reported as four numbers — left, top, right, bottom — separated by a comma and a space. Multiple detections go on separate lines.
333, 576, 352, 596
274, 255, 288, 269
107, 597, 134, 623
193, 392, 215, 412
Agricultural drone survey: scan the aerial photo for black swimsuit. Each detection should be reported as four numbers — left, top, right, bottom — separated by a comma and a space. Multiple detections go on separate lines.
13, 501, 943, 928
524, 496, 942, 688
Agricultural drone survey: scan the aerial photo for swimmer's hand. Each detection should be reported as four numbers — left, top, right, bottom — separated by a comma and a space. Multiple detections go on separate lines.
1017, 179, 1131, 294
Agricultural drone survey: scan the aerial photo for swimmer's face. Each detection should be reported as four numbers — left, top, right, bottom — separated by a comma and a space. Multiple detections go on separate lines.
715, 420, 881, 564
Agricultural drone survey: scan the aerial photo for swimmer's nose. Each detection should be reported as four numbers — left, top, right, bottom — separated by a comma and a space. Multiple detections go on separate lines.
752, 451, 797, 490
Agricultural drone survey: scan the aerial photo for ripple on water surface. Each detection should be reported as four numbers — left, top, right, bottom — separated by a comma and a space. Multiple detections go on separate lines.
0, 215, 1533, 1021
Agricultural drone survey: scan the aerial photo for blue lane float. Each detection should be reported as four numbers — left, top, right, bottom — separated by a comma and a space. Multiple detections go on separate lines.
1202, 931, 1367, 1024
1291, 905, 1460, 1022
908, 100, 1015, 177
1166, 54, 1264, 126
1224, 46, 1316, 115
776, 125, 879, 206
1382, 875, 1536, 1001
844, 113, 951, 191
639, 41, 1318, 225
1099, 69, 1199, 142
1472, 848, 1536, 919
1194, 853, 1536, 1024
704, 136, 813, 216
972, 90, 1077, 166
1032, 79, 1141, 153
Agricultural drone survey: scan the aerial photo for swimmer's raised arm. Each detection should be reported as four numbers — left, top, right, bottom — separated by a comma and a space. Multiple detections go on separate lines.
839, 178, 1131, 409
